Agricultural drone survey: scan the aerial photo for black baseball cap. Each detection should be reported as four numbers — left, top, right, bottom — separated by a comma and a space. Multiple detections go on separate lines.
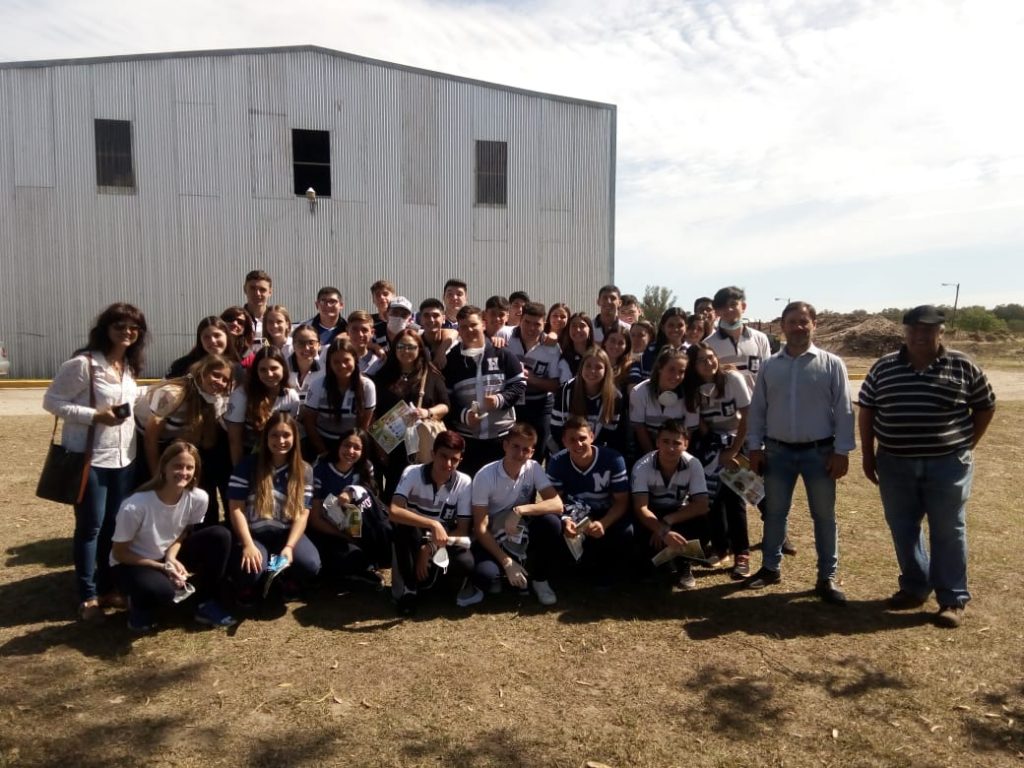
902, 305, 946, 325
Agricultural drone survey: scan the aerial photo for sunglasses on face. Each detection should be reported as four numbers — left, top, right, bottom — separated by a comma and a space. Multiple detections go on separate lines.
112, 322, 141, 333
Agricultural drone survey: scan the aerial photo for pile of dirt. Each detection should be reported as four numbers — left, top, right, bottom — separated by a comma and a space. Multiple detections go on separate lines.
817, 315, 904, 357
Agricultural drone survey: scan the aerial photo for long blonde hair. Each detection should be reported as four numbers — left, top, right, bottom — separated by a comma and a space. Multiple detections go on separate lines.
146, 354, 232, 449
137, 441, 202, 493
252, 412, 307, 522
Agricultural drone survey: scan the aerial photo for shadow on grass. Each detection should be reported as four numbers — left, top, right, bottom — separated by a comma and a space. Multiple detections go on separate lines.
964, 683, 1024, 756
555, 579, 934, 639
5, 536, 72, 568
1, 661, 216, 767
399, 725, 551, 768
1, 616, 136, 659
0, 569, 75, 627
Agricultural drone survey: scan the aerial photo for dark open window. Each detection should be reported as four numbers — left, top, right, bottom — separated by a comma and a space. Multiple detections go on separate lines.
293, 129, 331, 197
95, 119, 135, 189
475, 140, 507, 206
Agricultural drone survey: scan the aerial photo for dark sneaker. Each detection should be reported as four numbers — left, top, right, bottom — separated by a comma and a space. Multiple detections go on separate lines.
395, 591, 418, 617
782, 537, 797, 556
345, 569, 385, 592
194, 600, 238, 628
815, 578, 847, 606
127, 601, 155, 633
745, 567, 781, 590
886, 589, 928, 610
675, 562, 696, 590
935, 605, 964, 628
731, 553, 751, 580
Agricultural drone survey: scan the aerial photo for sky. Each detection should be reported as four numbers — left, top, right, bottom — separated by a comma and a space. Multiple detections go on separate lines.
2, 0, 1022, 321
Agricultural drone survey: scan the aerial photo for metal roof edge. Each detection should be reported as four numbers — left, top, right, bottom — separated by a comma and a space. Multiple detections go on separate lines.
0, 44, 617, 110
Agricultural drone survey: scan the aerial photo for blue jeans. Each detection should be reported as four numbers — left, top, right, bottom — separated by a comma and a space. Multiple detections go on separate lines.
876, 448, 973, 608
73, 464, 134, 602
761, 442, 838, 579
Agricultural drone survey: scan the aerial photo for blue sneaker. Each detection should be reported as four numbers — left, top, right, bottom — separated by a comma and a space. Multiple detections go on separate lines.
194, 600, 238, 628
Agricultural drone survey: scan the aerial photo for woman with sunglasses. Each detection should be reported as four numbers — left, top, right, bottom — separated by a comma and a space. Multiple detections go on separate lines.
371, 329, 450, 500
220, 306, 256, 368
43, 302, 148, 621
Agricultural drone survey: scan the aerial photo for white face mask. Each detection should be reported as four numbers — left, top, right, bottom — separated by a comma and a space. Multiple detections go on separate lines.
461, 346, 484, 360
658, 390, 679, 407
387, 316, 409, 334
718, 318, 744, 332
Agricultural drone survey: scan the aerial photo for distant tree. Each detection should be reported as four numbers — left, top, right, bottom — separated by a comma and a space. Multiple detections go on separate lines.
954, 306, 1007, 333
641, 285, 678, 322
993, 303, 1024, 321
879, 307, 906, 323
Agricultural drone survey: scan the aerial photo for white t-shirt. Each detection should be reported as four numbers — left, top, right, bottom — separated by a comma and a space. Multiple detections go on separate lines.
471, 459, 553, 541
109, 488, 209, 566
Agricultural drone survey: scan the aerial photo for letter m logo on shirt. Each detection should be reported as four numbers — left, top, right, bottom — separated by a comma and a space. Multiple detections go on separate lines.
593, 471, 611, 492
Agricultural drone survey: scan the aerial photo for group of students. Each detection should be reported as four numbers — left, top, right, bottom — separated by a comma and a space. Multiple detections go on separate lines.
44, 271, 779, 630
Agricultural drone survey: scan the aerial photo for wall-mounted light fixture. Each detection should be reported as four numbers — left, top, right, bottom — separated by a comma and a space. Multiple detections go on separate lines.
305, 187, 317, 214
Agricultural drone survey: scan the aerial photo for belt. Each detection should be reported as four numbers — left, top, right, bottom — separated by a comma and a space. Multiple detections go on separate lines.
766, 437, 834, 450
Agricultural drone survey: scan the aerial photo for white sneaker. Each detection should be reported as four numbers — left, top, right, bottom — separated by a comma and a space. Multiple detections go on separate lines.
531, 579, 557, 606
456, 580, 485, 608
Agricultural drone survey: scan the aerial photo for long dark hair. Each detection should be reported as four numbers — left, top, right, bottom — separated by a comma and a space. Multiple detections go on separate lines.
220, 306, 253, 359
186, 316, 240, 363
654, 307, 687, 351
560, 312, 596, 357
244, 346, 291, 433
334, 427, 380, 497
683, 343, 727, 411
324, 338, 366, 416
82, 302, 148, 376
375, 329, 436, 388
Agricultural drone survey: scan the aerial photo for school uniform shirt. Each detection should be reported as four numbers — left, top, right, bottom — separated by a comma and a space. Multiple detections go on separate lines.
312, 461, 374, 501
443, 342, 526, 441
306, 315, 348, 347
684, 370, 752, 437
109, 487, 209, 566
550, 378, 624, 450
228, 455, 314, 532
629, 379, 687, 435
505, 329, 564, 419
288, 355, 322, 406
43, 352, 139, 468
630, 450, 708, 517
704, 326, 772, 392
223, 387, 301, 448
471, 459, 553, 543
302, 374, 377, 442
359, 350, 384, 377
393, 463, 472, 532
546, 445, 629, 520
593, 316, 631, 345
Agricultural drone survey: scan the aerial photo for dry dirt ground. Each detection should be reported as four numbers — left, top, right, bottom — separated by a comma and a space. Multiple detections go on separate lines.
0, 373, 1022, 767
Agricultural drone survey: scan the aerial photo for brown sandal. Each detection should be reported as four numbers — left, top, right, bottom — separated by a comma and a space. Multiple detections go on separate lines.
97, 593, 127, 610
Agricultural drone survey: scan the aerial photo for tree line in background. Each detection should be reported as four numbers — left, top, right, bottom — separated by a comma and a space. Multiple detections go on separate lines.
639, 285, 1023, 335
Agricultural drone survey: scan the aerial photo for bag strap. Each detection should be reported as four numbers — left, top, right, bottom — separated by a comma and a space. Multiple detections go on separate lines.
83, 353, 97, 460
416, 368, 428, 411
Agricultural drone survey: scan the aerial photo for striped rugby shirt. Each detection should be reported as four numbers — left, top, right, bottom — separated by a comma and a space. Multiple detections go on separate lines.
858, 346, 995, 457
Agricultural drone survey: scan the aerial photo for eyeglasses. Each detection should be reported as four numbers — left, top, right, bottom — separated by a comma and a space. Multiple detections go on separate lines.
395, 344, 419, 352
112, 322, 141, 333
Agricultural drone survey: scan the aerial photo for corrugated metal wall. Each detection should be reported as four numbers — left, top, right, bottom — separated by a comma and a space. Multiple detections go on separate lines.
0, 48, 615, 377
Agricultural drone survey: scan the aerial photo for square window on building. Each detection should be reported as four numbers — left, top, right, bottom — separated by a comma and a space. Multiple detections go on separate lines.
95, 119, 135, 190
293, 129, 331, 197
475, 140, 507, 206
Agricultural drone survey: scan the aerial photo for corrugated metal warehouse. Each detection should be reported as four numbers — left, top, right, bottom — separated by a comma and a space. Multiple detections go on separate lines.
0, 45, 616, 377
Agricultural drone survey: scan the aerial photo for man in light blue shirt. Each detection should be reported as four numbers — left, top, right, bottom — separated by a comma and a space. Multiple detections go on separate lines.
744, 301, 855, 604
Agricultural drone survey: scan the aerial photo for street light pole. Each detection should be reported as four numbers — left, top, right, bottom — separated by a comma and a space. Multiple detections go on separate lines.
941, 282, 960, 325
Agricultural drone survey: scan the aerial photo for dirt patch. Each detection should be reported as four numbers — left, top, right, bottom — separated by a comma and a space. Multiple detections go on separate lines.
817, 316, 905, 358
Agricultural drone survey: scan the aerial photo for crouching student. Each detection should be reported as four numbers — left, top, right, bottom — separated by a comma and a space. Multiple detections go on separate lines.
388, 431, 474, 615
110, 441, 236, 632
631, 420, 710, 589
307, 428, 392, 590
468, 424, 563, 607
227, 413, 321, 602
542, 416, 633, 594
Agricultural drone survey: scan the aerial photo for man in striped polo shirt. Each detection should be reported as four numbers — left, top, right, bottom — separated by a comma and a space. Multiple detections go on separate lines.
858, 305, 996, 628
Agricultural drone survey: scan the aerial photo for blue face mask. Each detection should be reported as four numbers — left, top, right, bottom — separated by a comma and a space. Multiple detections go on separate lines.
718, 318, 744, 332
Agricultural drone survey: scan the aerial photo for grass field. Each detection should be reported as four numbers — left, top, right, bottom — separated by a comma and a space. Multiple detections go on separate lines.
1, 401, 1022, 767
